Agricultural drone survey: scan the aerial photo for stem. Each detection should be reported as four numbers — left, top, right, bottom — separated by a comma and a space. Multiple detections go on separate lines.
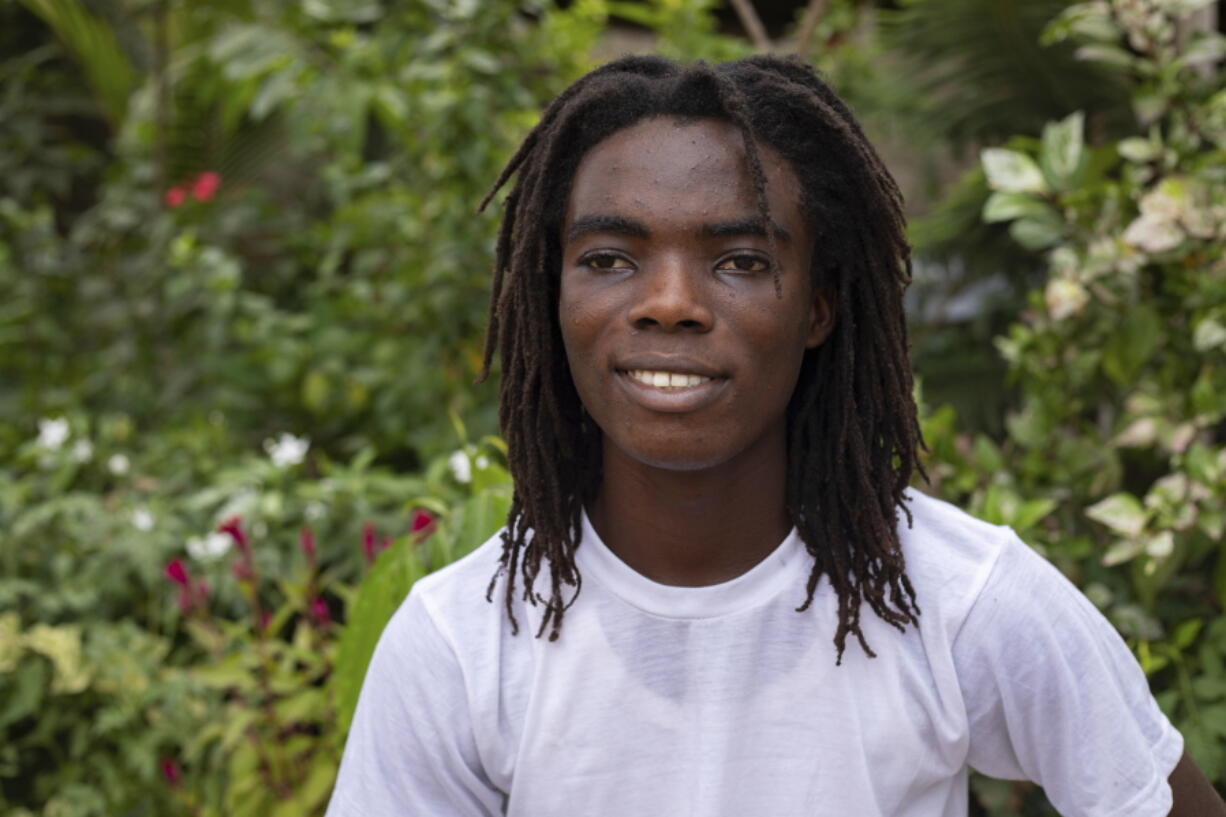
728, 0, 772, 52
153, 0, 170, 194
793, 0, 831, 55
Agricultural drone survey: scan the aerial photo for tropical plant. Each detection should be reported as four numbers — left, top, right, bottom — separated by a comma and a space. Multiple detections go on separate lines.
922, 0, 1225, 811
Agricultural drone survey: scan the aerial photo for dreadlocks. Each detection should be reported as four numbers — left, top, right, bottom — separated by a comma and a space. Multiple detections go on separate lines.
478, 54, 923, 664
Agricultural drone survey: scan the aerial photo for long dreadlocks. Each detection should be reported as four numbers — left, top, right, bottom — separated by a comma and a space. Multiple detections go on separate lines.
478, 54, 924, 664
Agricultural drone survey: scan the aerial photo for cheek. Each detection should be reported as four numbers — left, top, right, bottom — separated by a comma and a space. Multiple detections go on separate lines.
558, 292, 607, 393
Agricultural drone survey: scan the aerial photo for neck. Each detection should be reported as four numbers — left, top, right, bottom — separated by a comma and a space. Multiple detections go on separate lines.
588, 426, 791, 587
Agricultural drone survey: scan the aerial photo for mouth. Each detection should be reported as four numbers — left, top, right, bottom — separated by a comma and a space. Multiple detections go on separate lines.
621, 369, 715, 390
612, 364, 729, 413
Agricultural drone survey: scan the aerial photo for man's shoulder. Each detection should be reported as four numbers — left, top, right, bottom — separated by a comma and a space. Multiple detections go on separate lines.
896, 488, 1024, 629
409, 529, 508, 629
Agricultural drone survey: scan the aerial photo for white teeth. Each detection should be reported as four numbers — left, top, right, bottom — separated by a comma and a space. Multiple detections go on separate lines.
626, 370, 713, 389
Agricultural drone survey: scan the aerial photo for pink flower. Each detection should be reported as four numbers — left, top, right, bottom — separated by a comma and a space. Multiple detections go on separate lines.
309, 596, 330, 628
191, 171, 221, 202
163, 186, 187, 208
164, 559, 190, 587
218, 516, 249, 554
160, 757, 181, 787
300, 526, 316, 566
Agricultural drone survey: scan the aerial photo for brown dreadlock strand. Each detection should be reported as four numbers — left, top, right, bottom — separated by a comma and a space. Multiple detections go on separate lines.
479, 55, 924, 661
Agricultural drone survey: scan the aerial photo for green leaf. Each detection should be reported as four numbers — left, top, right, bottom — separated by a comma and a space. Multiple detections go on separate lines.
1117, 137, 1159, 163
1102, 537, 1146, 567
1178, 32, 1226, 67
0, 660, 49, 729
1172, 618, 1203, 651
17, 0, 138, 126
1193, 318, 1226, 352
981, 148, 1048, 194
1086, 493, 1148, 537
1074, 44, 1135, 70
1009, 212, 1066, 250
1040, 112, 1085, 191
1012, 498, 1058, 532
331, 539, 428, 733
1102, 307, 1161, 385
981, 192, 1052, 224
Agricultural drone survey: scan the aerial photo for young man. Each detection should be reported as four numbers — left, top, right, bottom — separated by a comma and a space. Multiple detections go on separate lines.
327, 56, 1223, 816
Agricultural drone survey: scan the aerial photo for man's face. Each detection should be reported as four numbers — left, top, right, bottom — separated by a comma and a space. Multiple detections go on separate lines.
559, 116, 832, 472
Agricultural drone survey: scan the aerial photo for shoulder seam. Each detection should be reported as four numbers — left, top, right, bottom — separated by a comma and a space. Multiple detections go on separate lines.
947, 525, 1016, 649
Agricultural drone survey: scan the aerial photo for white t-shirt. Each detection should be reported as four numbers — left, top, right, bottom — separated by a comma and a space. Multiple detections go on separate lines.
326, 489, 1183, 816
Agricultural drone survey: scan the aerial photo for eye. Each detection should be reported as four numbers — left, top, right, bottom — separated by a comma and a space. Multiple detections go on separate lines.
579, 252, 634, 271
715, 254, 771, 274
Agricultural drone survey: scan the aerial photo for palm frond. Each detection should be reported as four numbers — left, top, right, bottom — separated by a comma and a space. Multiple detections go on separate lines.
881, 0, 1131, 147
18, 0, 138, 128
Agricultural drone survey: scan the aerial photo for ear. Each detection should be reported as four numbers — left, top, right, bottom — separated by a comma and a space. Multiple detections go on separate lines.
805, 287, 835, 349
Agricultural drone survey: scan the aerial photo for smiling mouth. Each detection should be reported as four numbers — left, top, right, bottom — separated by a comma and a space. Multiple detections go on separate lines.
622, 369, 716, 389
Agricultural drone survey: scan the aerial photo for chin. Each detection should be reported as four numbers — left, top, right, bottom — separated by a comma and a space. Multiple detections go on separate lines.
607, 434, 744, 473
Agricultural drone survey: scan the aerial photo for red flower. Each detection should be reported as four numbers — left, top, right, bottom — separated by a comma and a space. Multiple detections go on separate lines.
231, 559, 255, 583
163, 186, 187, 208
300, 526, 316, 566
191, 171, 221, 202
309, 596, 331, 628
164, 559, 190, 587
160, 757, 181, 787
218, 516, 249, 553
410, 508, 436, 537
361, 521, 377, 566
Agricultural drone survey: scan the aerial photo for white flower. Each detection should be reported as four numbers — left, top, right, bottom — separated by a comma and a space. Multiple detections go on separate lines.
1123, 212, 1183, 253
1045, 277, 1090, 321
131, 509, 155, 531
475, 455, 490, 470
70, 439, 93, 463
264, 433, 310, 468
107, 454, 130, 475
187, 532, 231, 561
37, 418, 70, 451
449, 450, 472, 484
304, 501, 327, 521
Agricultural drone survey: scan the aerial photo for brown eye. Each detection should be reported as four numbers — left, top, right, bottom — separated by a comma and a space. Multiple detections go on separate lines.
716, 254, 770, 273
582, 253, 633, 270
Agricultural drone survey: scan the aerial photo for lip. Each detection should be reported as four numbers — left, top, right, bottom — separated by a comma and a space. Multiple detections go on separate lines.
614, 355, 725, 379
613, 356, 729, 414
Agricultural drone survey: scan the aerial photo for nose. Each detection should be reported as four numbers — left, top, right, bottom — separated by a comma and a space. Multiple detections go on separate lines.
627, 259, 714, 333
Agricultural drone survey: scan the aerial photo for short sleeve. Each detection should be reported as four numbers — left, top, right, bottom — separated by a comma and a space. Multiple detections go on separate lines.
325, 590, 505, 817
954, 532, 1184, 817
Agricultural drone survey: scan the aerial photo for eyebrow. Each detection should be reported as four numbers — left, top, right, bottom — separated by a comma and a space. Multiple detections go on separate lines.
701, 218, 791, 243
565, 214, 791, 244
565, 215, 649, 244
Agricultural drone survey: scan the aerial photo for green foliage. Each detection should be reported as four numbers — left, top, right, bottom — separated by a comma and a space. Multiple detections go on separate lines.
923, 0, 1225, 810
16, 0, 138, 127
2, 0, 608, 462
882, 0, 1131, 147
0, 1, 600, 813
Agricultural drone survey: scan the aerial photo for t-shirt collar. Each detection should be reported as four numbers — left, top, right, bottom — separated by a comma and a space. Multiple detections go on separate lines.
574, 508, 807, 619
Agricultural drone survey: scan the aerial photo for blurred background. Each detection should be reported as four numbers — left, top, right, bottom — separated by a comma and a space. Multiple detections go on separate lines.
1, 0, 1223, 814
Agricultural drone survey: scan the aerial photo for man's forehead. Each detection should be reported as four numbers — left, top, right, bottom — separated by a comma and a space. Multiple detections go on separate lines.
564, 117, 805, 234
